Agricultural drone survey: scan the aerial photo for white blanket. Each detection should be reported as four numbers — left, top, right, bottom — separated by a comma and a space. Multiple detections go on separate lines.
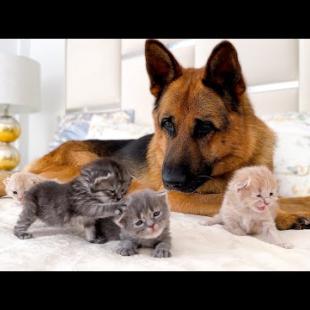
1, 198, 310, 271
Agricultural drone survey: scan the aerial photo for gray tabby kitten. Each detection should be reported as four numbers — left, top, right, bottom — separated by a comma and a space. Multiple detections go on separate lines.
97, 189, 172, 258
14, 158, 131, 243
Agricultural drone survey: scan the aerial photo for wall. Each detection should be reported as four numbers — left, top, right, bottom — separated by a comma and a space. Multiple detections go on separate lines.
0, 39, 66, 168
27, 39, 66, 164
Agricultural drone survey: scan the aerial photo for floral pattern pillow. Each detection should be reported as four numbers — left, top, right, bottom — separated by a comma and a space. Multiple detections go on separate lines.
86, 113, 153, 140
49, 110, 136, 151
262, 112, 310, 197
49, 112, 93, 151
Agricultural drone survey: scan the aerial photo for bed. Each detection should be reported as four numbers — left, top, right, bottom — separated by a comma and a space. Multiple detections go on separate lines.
1, 39, 310, 271
2, 198, 310, 271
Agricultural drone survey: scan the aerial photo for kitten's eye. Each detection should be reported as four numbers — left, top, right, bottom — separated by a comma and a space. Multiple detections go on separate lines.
13, 191, 18, 195
135, 220, 144, 227
257, 194, 262, 198
270, 192, 273, 196
153, 211, 161, 218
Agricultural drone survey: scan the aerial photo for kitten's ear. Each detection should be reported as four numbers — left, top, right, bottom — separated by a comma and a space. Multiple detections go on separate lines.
31, 175, 43, 185
156, 189, 168, 196
235, 177, 251, 192
155, 190, 168, 199
3, 177, 10, 186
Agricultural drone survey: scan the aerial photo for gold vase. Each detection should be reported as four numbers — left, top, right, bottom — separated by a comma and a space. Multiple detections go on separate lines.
0, 113, 21, 171
0, 142, 20, 170
0, 115, 21, 143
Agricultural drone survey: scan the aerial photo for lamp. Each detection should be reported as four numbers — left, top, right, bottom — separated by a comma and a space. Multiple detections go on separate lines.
0, 53, 40, 170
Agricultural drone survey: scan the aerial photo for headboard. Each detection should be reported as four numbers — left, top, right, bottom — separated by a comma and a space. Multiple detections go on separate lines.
121, 39, 310, 126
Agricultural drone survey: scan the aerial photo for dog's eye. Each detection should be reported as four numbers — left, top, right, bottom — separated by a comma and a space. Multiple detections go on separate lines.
13, 191, 17, 195
193, 120, 216, 139
270, 192, 273, 196
161, 118, 175, 137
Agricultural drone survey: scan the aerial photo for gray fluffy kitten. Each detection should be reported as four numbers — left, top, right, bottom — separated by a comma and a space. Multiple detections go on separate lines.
97, 189, 172, 258
14, 158, 131, 243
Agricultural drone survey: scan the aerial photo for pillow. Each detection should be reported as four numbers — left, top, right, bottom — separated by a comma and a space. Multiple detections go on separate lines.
262, 112, 310, 197
86, 113, 153, 140
49, 110, 136, 151
49, 112, 93, 151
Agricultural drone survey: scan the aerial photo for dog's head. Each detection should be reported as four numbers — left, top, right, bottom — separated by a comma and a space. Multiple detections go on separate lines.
145, 40, 250, 193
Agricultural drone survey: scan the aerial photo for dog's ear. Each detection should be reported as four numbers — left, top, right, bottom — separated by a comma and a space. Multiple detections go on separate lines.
203, 41, 246, 110
145, 39, 182, 98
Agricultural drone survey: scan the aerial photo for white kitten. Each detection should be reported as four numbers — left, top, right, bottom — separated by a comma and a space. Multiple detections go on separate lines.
4, 172, 47, 203
200, 165, 293, 249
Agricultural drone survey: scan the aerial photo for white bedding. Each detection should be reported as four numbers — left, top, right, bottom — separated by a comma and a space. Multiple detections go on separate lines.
1, 198, 310, 271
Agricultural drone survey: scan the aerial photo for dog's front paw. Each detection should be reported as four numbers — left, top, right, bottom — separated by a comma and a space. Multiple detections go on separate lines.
116, 246, 138, 256
15, 232, 33, 240
291, 218, 310, 230
152, 247, 172, 258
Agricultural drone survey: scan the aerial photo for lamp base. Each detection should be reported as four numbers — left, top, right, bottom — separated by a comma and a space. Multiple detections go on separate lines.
0, 142, 20, 170
0, 114, 21, 143
0, 108, 21, 171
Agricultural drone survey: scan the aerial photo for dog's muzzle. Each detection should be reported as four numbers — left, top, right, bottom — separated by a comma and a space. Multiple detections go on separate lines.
162, 163, 212, 193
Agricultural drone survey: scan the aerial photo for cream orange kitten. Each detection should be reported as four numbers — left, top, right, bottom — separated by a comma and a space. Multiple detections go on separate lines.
4, 172, 47, 203
201, 166, 293, 249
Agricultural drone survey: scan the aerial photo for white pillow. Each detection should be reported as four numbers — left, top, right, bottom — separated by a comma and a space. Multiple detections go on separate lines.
86, 113, 154, 140
262, 112, 310, 197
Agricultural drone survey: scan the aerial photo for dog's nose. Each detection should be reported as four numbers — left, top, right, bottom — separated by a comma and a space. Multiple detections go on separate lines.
162, 164, 188, 189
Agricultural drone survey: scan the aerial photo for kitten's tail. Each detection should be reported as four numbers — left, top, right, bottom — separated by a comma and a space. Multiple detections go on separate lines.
199, 214, 223, 226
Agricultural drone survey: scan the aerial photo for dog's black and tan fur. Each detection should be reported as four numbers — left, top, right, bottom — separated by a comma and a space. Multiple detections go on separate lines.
9, 39, 310, 230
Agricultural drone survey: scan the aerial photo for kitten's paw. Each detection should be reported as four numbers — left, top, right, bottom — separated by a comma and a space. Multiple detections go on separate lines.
15, 232, 33, 240
152, 248, 172, 258
114, 205, 127, 216
116, 247, 137, 256
88, 237, 106, 244
278, 242, 294, 249
199, 219, 213, 226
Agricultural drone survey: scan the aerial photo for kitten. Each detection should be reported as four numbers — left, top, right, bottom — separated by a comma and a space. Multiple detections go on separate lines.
97, 189, 172, 258
4, 172, 47, 203
200, 165, 293, 249
14, 158, 131, 243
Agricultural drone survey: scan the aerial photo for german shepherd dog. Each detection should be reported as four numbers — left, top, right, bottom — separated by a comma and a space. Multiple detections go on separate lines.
13, 39, 310, 230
